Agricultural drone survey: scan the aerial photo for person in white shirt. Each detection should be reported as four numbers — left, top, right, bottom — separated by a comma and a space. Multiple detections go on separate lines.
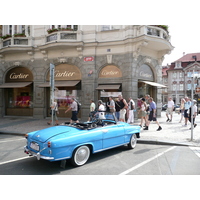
188, 100, 197, 129
166, 97, 174, 122
47, 99, 59, 125
97, 100, 106, 119
88, 99, 96, 121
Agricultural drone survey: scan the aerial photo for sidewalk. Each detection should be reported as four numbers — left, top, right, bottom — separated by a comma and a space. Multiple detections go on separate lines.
0, 112, 199, 147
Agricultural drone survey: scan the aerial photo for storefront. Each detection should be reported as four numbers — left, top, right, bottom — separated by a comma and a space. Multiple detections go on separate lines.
39, 64, 82, 118
96, 65, 122, 102
0, 67, 33, 116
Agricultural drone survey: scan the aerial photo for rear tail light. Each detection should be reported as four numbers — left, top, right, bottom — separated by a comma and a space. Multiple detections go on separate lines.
48, 141, 51, 148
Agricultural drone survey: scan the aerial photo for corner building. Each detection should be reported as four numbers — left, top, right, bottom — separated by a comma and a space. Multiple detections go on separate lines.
0, 25, 173, 120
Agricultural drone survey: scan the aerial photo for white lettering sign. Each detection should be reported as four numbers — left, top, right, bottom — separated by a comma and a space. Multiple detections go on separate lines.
140, 71, 152, 78
101, 70, 119, 76
10, 73, 29, 79
55, 70, 75, 77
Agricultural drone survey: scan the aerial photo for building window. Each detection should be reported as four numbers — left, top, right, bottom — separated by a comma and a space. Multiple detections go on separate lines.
180, 84, 183, 91
187, 72, 192, 77
173, 72, 177, 78
102, 25, 112, 31
49, 25, 78, 31
173, 84, 176, 91
179, 72, 183, 78
175, 61, 182, 68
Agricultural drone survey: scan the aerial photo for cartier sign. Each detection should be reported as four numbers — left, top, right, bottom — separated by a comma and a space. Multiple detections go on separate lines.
47, 64, 81, 81
10, 73, 29, 79
99, 65, 122, 78
6, 67, 33, 82
138, 64, 154, 81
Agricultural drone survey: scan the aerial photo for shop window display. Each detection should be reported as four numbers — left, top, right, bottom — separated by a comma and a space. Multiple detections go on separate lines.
6, 85, 33, 116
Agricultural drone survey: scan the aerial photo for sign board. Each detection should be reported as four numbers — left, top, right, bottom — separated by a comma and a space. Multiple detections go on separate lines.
84, 57, 94, 62
99, 65, 122, 78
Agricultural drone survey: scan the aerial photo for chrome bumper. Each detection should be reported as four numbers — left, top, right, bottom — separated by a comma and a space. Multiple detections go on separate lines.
24, 146, 54, 161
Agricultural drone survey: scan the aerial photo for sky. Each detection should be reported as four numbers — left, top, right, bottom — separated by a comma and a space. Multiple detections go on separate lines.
163, 23, 200, 66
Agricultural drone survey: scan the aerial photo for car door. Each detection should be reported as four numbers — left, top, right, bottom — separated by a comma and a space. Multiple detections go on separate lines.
102, 123, 125, 149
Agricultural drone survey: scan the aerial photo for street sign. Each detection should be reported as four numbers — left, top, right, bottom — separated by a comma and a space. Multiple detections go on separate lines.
84, 57, 94, 62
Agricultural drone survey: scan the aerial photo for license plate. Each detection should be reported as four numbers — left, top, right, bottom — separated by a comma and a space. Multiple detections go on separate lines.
30, 142, 40, 151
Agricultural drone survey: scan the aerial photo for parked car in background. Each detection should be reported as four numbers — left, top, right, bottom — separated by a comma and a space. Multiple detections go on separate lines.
24, 112, 140, 167
162, 104, 167, 111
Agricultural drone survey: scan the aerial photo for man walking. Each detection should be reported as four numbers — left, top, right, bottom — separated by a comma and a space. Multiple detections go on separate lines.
166, 97, 174, 122
143, 97, 162, 131
65, 98, 79, 124
118, 94, 128, 122
183, 97, 191, 126
87, 99, 96, 122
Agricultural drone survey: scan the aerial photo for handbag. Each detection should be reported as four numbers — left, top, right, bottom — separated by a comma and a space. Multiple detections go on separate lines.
50, 110, 56, 115
110, 108, 116, 113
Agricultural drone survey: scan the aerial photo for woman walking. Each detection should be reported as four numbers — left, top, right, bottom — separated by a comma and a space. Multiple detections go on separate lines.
47, 99, 59, 125
138, 98, 147, 127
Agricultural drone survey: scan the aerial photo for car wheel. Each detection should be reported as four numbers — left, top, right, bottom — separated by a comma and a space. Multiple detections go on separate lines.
71, 145, 90, 167
128, 134, 137, 149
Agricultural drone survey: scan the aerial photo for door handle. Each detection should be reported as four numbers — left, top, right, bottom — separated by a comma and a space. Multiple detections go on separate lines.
102, 130, 108, 133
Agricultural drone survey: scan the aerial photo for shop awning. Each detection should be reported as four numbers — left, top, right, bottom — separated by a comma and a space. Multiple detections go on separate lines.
96, 85, 121, 90
0, 82, 32, 88
141, 81, 167, 88
38, 80, 80, 87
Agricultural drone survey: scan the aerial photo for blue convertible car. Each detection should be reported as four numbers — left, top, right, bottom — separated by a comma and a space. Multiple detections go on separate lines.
24, 112, 140, 167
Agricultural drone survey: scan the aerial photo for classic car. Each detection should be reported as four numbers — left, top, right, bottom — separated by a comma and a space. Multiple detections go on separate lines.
24, 112, 140, 167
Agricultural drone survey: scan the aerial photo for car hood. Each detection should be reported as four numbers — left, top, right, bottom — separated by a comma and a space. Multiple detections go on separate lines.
30, 126, 76, 143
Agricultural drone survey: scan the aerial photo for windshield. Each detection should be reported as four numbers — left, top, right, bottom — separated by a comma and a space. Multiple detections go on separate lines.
64, 111, 118, 130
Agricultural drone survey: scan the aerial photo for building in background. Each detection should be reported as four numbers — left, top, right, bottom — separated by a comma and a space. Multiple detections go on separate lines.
0, 25, 173, 120
162, 53, 200, 105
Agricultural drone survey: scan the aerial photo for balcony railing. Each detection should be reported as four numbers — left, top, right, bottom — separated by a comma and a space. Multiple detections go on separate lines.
46, 31, 77, 43
146, 25, 170, 41
1, 36, 30, 47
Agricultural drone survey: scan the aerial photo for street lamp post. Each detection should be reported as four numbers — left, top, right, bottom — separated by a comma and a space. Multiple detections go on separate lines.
50, 63, 55, 126
191, 73, 200, 141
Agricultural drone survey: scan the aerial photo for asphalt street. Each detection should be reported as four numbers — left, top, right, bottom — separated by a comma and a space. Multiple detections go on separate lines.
1, 134, 200, 175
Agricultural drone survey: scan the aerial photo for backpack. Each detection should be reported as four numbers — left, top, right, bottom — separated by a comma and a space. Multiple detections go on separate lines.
130, 101, 134, 110
75, 100, 81, 113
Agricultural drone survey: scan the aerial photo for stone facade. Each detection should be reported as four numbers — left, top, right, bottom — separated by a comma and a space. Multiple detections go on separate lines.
0, 25, 173, 120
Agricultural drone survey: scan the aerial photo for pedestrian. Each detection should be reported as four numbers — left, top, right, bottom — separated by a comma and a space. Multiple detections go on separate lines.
166, 97, 174, 122
87, 99, 96, 122
179, 98, 186, 123
107, 96, 116, 113
97, 100, 106, 119
47, 99, 59, 125
144, 94, 150, 125
188, 100, 197, 129
118, 94, 128, 122
65, 98, 79, 124
183, 97, 192, 126
138, 98, 147, 127
115, 98, 121, 120
127, 97, 135, 124
143, 97, 162, 131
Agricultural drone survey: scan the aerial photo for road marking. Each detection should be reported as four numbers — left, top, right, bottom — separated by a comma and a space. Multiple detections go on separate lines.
0, 138, 25, 143
189, 147, 200, 158
119, 146, 176, 175
0, 156, 31, 165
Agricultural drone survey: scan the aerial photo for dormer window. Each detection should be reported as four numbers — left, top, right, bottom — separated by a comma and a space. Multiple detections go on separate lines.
175, 61, 182, 68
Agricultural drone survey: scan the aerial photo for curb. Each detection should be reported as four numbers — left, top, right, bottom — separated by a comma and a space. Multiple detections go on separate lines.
137, 139, 195, 147
1, 130, 196, 147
